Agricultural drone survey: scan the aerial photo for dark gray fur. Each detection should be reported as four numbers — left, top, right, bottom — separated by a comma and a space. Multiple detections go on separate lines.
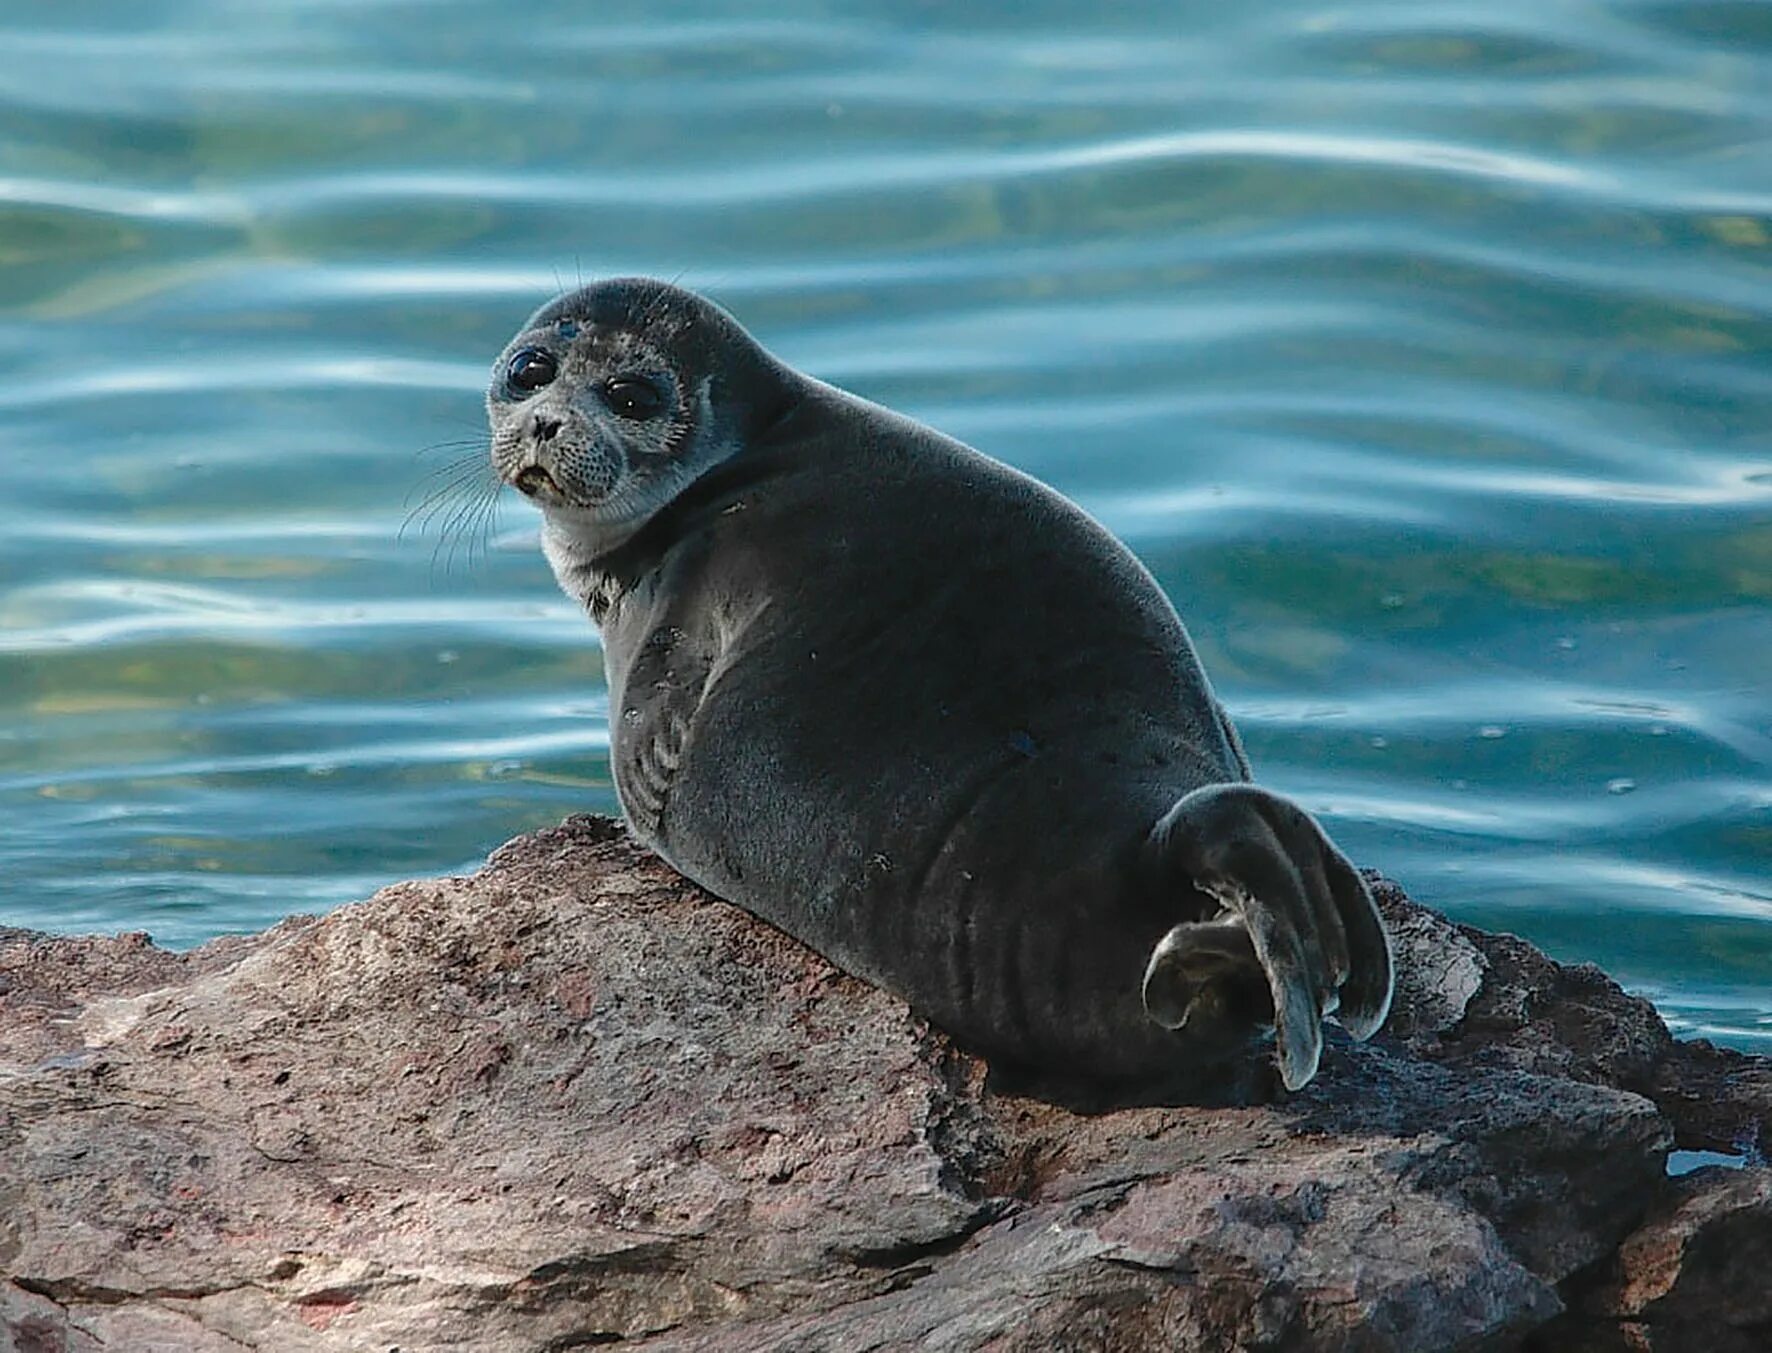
487, 278, 1392, 1098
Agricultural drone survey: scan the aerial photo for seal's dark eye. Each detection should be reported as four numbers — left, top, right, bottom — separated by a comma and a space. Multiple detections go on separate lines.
507, 348, 557, 394
605, 376, 665, 420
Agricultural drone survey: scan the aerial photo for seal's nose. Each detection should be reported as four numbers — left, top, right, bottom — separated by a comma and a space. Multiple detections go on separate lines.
532, 414, 561, 442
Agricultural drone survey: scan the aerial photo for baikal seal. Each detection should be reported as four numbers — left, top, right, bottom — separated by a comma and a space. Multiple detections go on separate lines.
485, 277, 1392, 1099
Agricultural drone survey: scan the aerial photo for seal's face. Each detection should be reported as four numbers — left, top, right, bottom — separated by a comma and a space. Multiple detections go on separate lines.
488, 278, 800, 592
488, 310, 711, 542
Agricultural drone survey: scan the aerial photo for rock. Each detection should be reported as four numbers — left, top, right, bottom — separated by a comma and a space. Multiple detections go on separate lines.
0, 815, 1766, 1352
1648, 1038, 1772, 1161
1534, 1165, 1772, 1353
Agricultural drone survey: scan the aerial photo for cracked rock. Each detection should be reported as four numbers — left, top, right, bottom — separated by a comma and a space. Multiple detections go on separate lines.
2, 816, 1767, 1351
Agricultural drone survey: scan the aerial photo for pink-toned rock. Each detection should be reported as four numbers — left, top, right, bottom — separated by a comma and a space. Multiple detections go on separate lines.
1540, 1166, 1772, 1353
0, 816, 1765, 1352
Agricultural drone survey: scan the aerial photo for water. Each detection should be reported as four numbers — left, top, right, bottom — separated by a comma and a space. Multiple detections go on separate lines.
1, 1, 1768, 1052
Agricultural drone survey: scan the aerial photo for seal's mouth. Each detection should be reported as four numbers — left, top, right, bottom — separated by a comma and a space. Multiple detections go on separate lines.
512, 465, 563, 499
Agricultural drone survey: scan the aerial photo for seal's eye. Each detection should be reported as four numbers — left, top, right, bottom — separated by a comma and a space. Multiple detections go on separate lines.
604, 376, 666, 421
507, 348, 557, 394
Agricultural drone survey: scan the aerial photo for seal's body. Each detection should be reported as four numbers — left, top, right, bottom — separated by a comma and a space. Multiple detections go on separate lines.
488, 279, 1391, 1095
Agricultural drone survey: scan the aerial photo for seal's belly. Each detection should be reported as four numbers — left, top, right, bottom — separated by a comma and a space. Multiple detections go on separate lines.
621, 637, 1198, 1066
599, 456, 1253, 1073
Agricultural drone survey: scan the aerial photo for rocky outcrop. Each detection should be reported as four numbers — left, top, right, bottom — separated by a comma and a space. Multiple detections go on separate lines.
1, 815, 1765, 1352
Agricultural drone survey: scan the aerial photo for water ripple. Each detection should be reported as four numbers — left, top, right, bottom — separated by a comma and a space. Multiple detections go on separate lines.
1, 0, 1768, 1050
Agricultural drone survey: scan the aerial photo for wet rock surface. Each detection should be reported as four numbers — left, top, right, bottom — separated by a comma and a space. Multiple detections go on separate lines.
1, 816, 1765, 1352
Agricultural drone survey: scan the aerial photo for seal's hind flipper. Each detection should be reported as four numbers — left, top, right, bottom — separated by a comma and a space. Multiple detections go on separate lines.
1142, 783, 1394, 1090
1317, 835, 1392, 1039
1141, 914, 1272, 1038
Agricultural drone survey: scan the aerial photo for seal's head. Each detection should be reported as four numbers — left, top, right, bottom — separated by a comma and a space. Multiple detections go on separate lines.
488, 277, 799, 556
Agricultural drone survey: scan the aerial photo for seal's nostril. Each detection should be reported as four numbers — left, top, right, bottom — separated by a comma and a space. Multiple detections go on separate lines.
534, 416, 561, 441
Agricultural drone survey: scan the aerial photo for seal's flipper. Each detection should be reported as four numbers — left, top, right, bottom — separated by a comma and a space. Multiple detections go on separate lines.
1141, 914, 1272, 1034
1317, 835, 1393, 1039
1143, 783, 1394, 1090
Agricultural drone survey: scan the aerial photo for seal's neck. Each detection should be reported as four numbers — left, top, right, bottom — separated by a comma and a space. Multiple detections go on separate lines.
540, 514, 630, 622
536, 459, 749, 625
539, 402, 811, 624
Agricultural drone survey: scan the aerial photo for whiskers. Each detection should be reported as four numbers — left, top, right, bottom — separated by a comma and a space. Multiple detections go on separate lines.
402, 436, 506, 575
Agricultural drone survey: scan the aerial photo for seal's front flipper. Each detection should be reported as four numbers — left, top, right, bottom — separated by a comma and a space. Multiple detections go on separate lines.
1141, 783, 1393, 1090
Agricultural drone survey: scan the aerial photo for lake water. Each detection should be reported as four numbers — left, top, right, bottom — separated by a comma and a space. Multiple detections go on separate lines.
2, 1, 1768, 1052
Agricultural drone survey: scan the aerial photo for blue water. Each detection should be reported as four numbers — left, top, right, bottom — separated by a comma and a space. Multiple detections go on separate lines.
1, 1, 1768, 1051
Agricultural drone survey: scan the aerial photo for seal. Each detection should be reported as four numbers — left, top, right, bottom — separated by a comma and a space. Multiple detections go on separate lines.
487, 278, 1392, 1096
